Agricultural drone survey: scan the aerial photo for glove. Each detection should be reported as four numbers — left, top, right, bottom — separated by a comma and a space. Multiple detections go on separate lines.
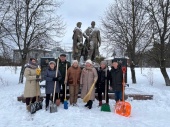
64, 81, 67, 84
53, 77, 58, 81
36, 75, 40, 78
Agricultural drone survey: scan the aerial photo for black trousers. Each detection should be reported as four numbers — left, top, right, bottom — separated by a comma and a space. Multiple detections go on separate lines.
25, 97, 36, 106
46, 93, 60, 107
98, 91, 109, 103
60, 84, 66, 102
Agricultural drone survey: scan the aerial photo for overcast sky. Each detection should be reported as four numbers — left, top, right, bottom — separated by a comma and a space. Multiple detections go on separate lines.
57, 0, 113, 56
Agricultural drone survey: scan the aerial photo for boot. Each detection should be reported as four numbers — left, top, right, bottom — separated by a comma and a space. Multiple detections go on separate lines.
99, 101, 102, 106
45, 106, 49, 111
84, 101, 90, 107
88, 100, 93, 109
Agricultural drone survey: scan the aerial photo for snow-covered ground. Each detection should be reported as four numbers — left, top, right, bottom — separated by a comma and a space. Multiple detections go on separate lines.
0, 66, 170, 127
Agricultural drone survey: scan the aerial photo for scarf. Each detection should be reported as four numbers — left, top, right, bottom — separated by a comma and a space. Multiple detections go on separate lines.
26, 61, 38, 69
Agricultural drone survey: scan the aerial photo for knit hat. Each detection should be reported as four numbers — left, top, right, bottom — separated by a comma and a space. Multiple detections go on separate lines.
112, 59, 118, 63
60, 53, 66, 57
100, 61, 107, 66
85, 59, 92, 65
49, 61, 56, 66
72, 60, 78, 65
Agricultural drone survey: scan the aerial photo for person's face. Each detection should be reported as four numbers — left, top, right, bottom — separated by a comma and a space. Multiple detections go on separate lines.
112, 62, 118, 69
50, 64, 55, 69
91, 22, 95, 28
73, 62, 78, 67
100, 64, 106, 69
86, 63, 91, 67
78, 24, 81, 28
60, 56, 66, 62
31, 59, 36, 63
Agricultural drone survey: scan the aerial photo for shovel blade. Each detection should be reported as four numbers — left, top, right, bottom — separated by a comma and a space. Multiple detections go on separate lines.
50, 103, 57, 113
101, 103, 111, 112
114, 101, 131, 117
64, 100, 68, 109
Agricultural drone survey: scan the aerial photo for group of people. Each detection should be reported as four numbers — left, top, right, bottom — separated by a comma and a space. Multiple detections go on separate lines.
23, 54, 124, 111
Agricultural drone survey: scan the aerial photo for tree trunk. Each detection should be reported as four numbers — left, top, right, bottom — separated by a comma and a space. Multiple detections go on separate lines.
130, 63, 136, 84
160, 67, 170, 86
19, 64, 25, 83
19, 55, 27, 83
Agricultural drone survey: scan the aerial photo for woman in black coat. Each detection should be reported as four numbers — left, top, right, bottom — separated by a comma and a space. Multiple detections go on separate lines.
44, 61, 62, 110
96, 61, 110, 106
110, 60, 123, 103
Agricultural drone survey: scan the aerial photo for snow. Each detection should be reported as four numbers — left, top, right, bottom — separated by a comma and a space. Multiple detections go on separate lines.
0, 66, 170, 127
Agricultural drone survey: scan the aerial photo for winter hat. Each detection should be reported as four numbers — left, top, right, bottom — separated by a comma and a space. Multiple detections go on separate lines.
85, 59, 92, 65
72, 60, 78, 65
112, 59, 118, 63
100, 61, 107, 66
60, 53, 66, 57
49, 61, 56, 66
27, 60, 38, 69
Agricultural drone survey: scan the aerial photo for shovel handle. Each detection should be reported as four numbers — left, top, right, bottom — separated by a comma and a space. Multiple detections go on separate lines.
122, 66, 126, 102
53, 59, 59, 103
64, 63, 68, 100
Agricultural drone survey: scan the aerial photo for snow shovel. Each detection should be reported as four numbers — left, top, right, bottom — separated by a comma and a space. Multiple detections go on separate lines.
64, 63, 68, 109
50, 59, 59, 113
83, 79, 97, 103
114, 67, 131, 117
30, 66, 42, 114
101, 67, 111, 112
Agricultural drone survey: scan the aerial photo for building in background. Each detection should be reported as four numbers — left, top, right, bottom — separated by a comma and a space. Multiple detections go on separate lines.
13, 47, 73, 64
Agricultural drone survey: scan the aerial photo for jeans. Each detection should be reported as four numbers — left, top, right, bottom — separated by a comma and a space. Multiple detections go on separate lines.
114, 91, 122, 102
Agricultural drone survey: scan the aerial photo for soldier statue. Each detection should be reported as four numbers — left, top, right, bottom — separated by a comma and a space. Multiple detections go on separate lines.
72, 22, 83, 62
83, 21, 101, 61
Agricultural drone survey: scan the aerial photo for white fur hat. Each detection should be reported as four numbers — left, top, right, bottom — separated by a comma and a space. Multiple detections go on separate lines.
49, 61, 56, 66
72, 60, 78, 65
85, 59, 92, 65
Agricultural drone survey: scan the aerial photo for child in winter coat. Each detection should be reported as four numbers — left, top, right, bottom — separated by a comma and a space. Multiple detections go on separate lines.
44, 61, 62, 110
67, 60, 81, 106
96, 61, 110, 106
110, 59, 123, 103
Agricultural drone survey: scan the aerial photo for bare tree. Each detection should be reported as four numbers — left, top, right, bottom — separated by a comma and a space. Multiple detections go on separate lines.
145, 0, 170, 86
1, 0, 65, 83
101, 0, 152, 83
0, 0, 13, 61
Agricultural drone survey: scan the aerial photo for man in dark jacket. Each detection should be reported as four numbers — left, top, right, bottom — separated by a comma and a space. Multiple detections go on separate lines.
55, 54, 71, 103
110, 59, 123, 103
96, 61, 110, 106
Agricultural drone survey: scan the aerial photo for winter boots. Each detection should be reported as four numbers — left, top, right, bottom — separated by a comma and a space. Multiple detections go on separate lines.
84, 101, 89, 107
84, 100, 93, 109
88, 100, 93, 109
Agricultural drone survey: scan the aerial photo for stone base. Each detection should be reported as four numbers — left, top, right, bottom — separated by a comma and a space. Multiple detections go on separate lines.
17, 93, 153, 103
